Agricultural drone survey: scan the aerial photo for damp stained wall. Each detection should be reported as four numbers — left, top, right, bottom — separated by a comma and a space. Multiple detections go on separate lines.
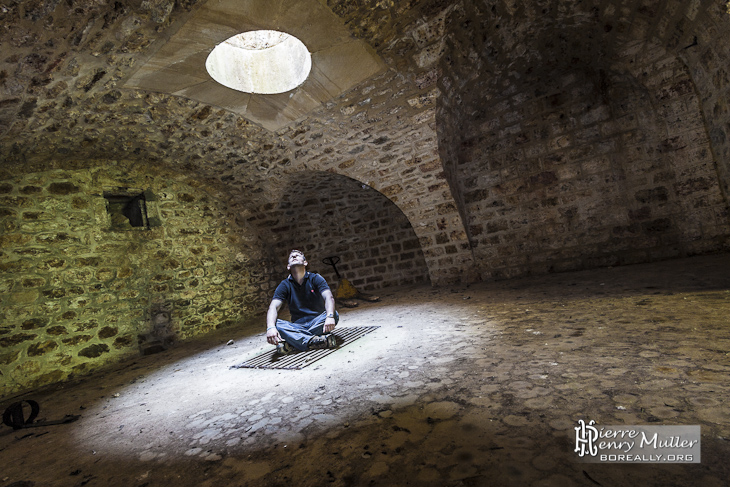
0, 162, 277, 397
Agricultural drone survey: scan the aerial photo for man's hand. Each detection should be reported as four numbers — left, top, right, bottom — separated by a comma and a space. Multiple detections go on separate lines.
266, 299, 283, 345
267, 327, 281, 345
323, 317, 336, 334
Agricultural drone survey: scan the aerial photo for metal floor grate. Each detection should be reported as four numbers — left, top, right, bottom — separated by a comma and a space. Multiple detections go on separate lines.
231, 326, 380, 370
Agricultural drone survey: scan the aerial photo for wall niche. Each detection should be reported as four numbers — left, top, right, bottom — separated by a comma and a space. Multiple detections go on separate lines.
103, 188, 159, 231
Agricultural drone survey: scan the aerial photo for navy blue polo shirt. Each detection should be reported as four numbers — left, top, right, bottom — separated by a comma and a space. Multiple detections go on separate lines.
273, 272, 330, 323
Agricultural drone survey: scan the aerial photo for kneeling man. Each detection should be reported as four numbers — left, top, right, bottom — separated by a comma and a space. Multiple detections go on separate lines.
266, 250, 338, 353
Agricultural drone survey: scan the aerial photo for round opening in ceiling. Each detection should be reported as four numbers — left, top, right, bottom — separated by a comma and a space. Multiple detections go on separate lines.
205, 30, 311, 95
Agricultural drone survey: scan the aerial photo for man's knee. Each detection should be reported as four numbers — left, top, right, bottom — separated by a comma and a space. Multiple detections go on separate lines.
276, 319, 294, 330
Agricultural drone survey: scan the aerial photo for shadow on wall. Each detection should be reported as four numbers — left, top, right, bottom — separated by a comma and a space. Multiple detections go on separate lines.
437, 20, 730, 280
252, 171, 430, 291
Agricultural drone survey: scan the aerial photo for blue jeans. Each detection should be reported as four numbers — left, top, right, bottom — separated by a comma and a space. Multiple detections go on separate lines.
276, 311, 340, 351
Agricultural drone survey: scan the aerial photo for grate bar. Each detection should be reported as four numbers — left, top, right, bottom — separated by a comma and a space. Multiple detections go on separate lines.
232, 326, 379, 370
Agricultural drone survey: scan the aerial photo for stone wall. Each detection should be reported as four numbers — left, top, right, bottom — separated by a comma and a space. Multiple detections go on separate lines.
251, 171, 429, 291
274, 28, 478, 286
4, 0, 725, 289
685, 1, 730, 203
436, 2, 730, 279
2, 0, 730, 397
0, 161, 274, 397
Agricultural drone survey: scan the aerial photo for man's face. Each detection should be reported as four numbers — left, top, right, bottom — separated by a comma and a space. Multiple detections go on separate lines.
287, 250, 307, 270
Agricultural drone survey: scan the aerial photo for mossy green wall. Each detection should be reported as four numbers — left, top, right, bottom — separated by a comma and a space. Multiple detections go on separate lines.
0, 161, 275, 397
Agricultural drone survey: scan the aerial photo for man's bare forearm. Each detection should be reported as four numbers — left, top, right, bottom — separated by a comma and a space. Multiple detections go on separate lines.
267, 306, 278, 329
325, 295, 335, 316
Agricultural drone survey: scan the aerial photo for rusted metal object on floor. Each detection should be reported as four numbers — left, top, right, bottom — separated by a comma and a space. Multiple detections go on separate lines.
231, 326, 379, 370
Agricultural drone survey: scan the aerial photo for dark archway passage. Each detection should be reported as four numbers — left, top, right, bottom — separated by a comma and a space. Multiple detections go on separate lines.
249, 171, 430, 291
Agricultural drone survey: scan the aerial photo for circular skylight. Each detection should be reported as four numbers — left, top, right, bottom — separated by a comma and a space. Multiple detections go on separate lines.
205, 30, 311, 95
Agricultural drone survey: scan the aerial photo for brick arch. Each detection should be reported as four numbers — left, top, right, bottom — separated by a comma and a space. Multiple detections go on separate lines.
277, 71, 479, 286
250, 170, 430, 290
327, 159, 477, 286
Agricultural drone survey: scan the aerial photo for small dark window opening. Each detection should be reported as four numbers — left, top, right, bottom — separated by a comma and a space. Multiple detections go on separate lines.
104, 191, 149, 230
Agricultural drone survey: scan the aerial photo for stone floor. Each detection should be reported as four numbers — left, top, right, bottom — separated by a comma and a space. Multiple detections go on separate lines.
1, 254, 729, 487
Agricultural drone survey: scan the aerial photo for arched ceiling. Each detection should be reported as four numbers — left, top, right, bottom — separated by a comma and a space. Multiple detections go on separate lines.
123, 0, 384, 131
1, 0, 729, 212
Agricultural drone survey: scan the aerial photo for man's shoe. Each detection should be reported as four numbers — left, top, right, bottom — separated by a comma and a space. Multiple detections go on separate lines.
276, 341, 293, 355
308, 334, 336, 351
307, 335, 328, 350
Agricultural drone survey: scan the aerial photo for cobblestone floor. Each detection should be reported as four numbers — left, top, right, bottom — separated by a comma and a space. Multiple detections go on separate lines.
1, 254, 729, 486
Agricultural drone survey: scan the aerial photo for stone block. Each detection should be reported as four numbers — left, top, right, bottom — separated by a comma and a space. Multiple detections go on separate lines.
0, 333, 37, 347
28, 340, 58, 356
47, 182, 80, 194
11, 290, 39, 304
46, 326, 68, 336
78, 343, 110, 358
0, 349, 21, 365
98, 326, 118, 339
21, 318, 48, 330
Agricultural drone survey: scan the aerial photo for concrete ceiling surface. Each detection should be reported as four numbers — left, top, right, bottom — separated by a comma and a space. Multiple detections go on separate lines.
123, 0, 385, 131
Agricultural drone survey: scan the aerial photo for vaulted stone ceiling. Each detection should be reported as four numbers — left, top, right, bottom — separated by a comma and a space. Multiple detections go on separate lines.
2, 0, 730, 284
123, 0, 385, 131
3, 0, 730, 396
